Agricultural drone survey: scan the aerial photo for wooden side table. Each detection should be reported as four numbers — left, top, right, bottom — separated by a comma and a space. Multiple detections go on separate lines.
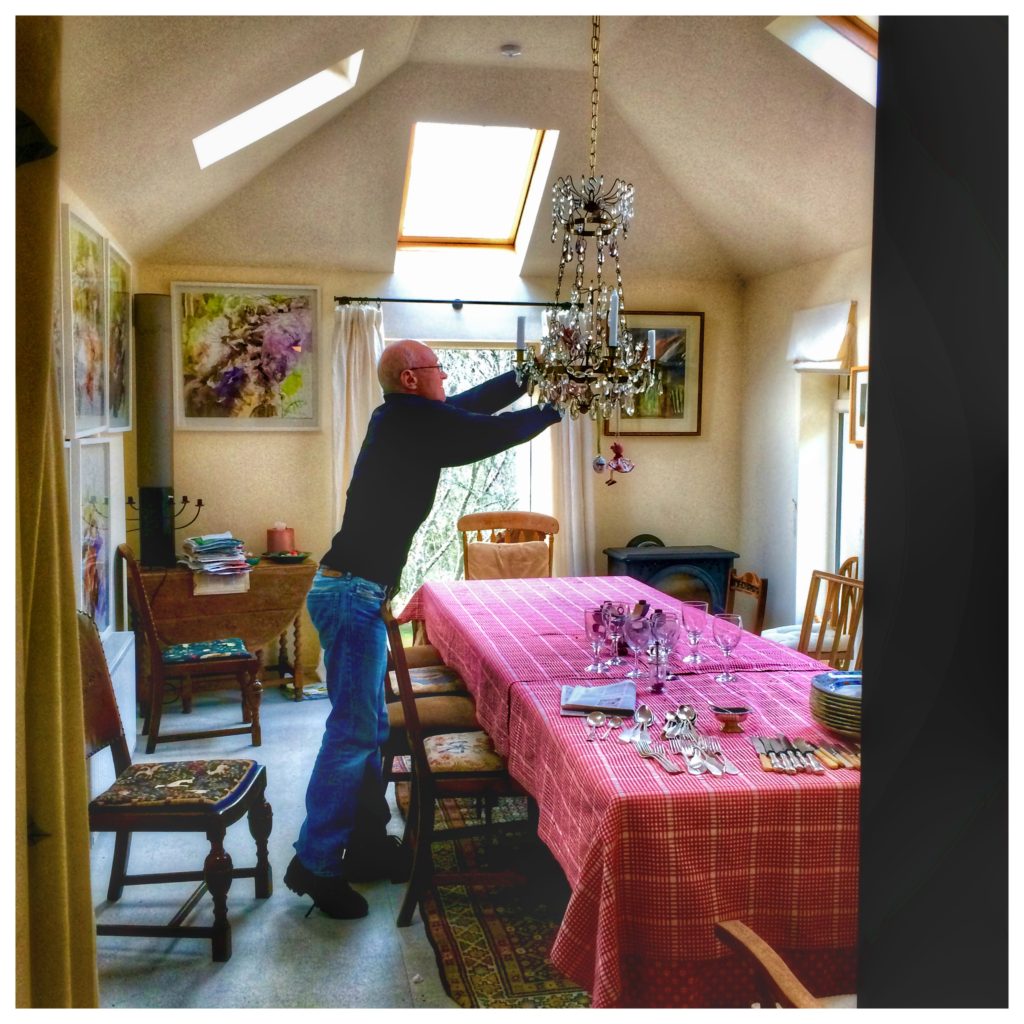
138, 560, 317, 699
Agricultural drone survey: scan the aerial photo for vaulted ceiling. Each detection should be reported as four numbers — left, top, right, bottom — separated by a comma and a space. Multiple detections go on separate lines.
60, 15, 876, 282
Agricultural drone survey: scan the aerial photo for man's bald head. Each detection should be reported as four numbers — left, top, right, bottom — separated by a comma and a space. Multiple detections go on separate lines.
378, 340, 448, 401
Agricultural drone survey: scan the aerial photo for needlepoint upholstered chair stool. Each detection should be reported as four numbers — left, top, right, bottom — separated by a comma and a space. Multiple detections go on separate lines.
80, 610, 273, 962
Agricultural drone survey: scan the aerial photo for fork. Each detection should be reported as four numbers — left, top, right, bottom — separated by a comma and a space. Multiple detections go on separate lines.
672, 738, 707, 775
702, 735, 740, 775
635, 738, 685, 773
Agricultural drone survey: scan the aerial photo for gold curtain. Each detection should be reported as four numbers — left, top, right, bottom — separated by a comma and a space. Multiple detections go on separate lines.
16, 15, 100, 1008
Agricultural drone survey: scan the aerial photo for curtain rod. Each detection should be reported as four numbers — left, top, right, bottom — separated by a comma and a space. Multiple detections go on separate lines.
334, 295, 571, 311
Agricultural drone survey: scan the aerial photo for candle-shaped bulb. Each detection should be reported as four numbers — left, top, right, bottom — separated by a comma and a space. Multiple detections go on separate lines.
608, 290, 619, 349
647, 330, 657, 362
516, 316, 526, 351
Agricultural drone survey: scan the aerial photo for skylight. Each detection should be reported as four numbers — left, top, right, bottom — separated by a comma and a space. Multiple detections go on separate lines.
192, 51, 363, 169
399, 122, 545, 247
767, 16, 878, 106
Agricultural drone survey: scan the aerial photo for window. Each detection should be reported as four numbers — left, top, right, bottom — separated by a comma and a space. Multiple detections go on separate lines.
395, 344, 552, 607
192, 51, 363, 168
398, 122, 546, 248
766, 16, 878, 105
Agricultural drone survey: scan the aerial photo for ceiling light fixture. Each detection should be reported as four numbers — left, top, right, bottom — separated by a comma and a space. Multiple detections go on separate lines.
500, 43, 522, 58
516, 15, 652, 420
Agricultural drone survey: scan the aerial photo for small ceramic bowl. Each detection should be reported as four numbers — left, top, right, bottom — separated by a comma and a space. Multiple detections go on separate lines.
709, 704, 751, 733
245, 556, 261, 567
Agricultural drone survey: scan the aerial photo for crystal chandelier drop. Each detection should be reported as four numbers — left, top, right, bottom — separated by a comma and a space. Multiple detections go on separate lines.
516, 15, 657, 419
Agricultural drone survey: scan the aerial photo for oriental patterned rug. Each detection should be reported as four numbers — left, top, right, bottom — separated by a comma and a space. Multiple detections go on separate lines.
401, 792, 590, 1008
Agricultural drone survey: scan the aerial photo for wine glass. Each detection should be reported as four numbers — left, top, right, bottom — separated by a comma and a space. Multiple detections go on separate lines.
712, 612, 743, 683
601, 601, 628, 668
622, 616, 653, 682
583, 608, 609, 673
679, 600, 709, 665
651, 610, 681, 687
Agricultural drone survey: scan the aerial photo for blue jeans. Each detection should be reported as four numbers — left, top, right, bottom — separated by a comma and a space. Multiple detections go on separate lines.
294, 571, 391, 876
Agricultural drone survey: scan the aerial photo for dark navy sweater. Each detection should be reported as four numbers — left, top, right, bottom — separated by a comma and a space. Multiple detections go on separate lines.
321, 371, 561, 589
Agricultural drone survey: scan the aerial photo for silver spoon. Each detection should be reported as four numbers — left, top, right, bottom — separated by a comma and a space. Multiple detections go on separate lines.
634, 704, 654, 740
585, 710, 606, 742
619, 702, 651, 743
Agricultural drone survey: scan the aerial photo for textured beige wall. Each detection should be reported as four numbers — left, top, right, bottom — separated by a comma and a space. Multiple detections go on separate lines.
135, 261, 745, 670
737, 245, 872, 628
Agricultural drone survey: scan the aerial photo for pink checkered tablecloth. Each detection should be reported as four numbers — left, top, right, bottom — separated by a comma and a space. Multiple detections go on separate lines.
398, 577, 829, 752
396, 577, 857, 1006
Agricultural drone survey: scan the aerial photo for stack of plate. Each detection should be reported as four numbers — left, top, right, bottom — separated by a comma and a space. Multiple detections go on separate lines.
809, 671, 862, 738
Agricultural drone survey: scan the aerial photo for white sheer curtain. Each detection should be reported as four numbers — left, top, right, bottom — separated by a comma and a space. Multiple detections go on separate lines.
330, 303, 385, 529
316, 303, 385, 682
551, 414, 598, 577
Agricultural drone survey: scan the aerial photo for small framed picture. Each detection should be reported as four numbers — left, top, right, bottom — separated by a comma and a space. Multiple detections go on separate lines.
62, 205, 107, 437
106, 241, 133, 431
79, 436, 113, 635
172, 283, 320, 430
850, 365, 869, 448
602, 310, 704, 436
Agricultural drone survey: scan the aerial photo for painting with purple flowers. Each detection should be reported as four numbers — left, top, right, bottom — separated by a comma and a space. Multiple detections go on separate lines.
172, 283, 319, 430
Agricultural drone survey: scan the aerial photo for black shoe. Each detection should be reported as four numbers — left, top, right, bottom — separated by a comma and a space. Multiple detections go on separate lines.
344, 835, 412, 884
284, 855, 369, 919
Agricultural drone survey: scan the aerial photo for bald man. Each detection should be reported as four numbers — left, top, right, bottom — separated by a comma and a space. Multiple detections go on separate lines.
285, 339, 561, 919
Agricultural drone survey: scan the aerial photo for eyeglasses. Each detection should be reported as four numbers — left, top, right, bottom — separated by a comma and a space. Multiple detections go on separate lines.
408, 362, 444, 372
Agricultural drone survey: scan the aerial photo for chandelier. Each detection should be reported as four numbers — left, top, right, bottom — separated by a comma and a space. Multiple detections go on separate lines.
516, 15, 658, 419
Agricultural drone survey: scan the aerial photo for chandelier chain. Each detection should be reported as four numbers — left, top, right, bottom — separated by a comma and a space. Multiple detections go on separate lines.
589, 15, 601, 177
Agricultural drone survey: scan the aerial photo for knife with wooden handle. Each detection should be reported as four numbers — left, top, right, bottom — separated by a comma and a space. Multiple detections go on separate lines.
749, 736, 773, 771
822, 744, 855, 768
812, 744, 842, 769
833, 743, 861, 768
827, 743, 860, 769
790, 738, 824, 773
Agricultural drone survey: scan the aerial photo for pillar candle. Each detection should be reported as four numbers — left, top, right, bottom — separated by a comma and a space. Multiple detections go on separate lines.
516, 316, 525, 350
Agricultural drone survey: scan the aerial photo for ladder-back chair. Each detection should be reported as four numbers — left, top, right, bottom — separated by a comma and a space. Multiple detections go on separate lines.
457, 511, 559, 580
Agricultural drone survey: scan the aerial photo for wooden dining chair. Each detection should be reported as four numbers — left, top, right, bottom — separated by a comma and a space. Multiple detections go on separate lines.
457, 510, 559, 580
714, 920, 825, 1008
796, 569, 864, 669
118, 544, 263, 753
80, 611, 273, 962
725, 570, 768, 635
383, 603, 536, 927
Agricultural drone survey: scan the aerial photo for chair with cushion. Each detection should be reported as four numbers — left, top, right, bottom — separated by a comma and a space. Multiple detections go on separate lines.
457, 510, 559, 580
80, 611, 272, 962
118, 543, 262, 753
762, 556, 860, 656
725, 569, 768, 635
383, 603, 536, 927
714, 920, 828, 1008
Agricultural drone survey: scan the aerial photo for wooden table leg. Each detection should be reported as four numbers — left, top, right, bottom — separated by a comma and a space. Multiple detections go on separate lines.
292, 614, 304, 700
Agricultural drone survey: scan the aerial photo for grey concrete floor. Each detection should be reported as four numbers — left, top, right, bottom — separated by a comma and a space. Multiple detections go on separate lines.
90, 685, 457, 1009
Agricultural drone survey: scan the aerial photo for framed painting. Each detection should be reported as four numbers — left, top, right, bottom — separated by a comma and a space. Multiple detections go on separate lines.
62, 205, 107, 436
79, 437, 113, 636
603, 310, 704, 436
850, 365, 869, 448
52, 211, 66, 437
107, 241, 133, 431
172, 283, 320, 430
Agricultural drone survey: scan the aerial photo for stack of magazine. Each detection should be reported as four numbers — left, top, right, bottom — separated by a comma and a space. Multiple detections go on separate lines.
179, 531, 251, 575
560, 680, 636, 717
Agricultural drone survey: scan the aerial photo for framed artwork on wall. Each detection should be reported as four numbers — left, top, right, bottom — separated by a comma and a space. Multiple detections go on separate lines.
602, 310, 705, 437
52, 211, 66, 438
62, 205, 107, 437
106, 241, 133, 431
850, 364, 869, 448
171, 283, 320, 430
79, 436, 113, 636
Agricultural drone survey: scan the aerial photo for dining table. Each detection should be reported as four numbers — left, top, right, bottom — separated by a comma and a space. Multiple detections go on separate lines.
398, 575, 859, 1008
